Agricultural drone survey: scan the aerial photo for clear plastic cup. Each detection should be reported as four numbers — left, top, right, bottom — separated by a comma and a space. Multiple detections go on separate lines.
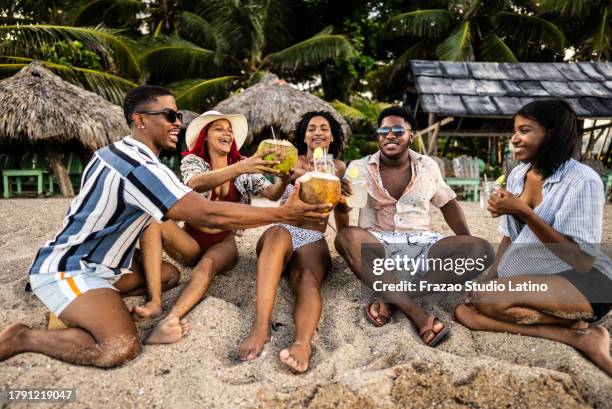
346, 176, 367, 208
480, 181, 498, 217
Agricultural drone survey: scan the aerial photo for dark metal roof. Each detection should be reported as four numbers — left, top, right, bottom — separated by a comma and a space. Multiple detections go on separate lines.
410, 60, 612, 118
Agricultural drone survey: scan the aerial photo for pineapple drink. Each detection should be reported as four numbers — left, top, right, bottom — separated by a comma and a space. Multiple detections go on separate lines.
345, 166, 367, 208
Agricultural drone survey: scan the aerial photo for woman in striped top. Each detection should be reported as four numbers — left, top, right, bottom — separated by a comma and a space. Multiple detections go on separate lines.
455, 99, 612, 376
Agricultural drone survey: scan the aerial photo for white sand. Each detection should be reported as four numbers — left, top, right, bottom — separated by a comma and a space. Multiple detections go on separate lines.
0, 198, 610, 408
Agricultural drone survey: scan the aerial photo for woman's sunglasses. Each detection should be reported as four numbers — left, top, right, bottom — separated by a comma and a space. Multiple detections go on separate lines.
136, 109, 183, 123
376, 126, 414, 137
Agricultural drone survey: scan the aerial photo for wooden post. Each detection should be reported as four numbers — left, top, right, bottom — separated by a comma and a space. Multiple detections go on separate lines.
47, 145, 74, 197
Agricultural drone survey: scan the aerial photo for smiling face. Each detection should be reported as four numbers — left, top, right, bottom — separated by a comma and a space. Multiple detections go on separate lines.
206, 119, 234, 156
304, 116, 333, 152
512, 115, 547, 163
133, 95, 181, 155
378, 115, 412, 160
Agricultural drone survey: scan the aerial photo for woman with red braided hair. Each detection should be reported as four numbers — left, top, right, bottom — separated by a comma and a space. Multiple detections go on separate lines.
136, 111, 291, 344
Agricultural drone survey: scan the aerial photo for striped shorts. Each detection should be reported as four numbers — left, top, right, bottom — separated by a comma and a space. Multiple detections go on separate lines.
29, 265, 125, 316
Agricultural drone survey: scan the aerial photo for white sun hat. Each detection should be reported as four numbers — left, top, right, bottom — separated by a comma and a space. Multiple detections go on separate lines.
185, 110, 248, 150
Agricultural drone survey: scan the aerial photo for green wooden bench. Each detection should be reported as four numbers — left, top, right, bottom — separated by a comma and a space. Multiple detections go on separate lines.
3, 169, 53, 198
445, 178, 479, 201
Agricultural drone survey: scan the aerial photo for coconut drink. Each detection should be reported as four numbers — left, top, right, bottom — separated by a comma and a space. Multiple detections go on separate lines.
256, 139, 298, 174
297, 147, 341, 210
297, 171, 341, 210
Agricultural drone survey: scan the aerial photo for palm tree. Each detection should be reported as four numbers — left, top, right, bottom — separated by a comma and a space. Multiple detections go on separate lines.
0, 24, 140, 104
139, 0, 355, 111
538, 0, 611, 61
376, 0, 567, 86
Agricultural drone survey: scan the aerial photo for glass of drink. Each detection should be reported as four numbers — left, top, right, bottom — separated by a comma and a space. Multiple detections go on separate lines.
345, 165, 367, 208
480, 181, 498, 217
313, 154, 335, 175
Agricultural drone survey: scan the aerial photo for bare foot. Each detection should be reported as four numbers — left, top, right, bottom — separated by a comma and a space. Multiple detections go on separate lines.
144, 315, 189, 345
279, 341, 312, 373
0, 323, 29, 361
366, 299, 394, 326
570, 325, 612, 377
130, 301, 162, 321
237, 324, 269, 361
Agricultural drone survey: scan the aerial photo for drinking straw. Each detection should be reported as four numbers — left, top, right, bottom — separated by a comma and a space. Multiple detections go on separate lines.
270, 126, 277, 140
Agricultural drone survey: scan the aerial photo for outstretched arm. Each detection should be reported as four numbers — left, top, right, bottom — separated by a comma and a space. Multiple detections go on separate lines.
167, 183, 331, 230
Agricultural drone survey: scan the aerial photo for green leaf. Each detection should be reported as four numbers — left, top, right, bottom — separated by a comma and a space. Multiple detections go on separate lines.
494, 11, 566, 51
172, 76, 237, 112
437, 21, 474, 61
382, 9, 451, 39
263, 34, 354, 73
591, 7, 610, 60
538, 0, 601, 19
0, 24, 141, 78
175, 11, 217, 49
481, 33, 518, 62
139, 37, 216, 81
70, 0, 143, 27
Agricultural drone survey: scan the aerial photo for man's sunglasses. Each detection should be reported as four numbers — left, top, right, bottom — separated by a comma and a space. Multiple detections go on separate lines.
376, 126, 414, 137
136, 109, 183, 123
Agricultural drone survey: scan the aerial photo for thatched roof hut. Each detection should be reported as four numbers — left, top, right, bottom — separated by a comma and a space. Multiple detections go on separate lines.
0, 61, 129, 196
0, 61, 128, 151
214, 73, 350, 152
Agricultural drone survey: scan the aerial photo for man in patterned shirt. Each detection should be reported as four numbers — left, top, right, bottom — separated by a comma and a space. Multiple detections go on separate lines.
335, 106, 493, 347
0, 85, 331, 368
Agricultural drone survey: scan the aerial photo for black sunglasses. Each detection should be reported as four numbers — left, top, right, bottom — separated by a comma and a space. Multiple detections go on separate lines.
136, 109, 183, 123
376, 126, 413, 137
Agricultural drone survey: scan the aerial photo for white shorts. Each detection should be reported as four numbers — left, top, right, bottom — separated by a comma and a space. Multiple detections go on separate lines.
370, 230, 444, 275
275, 224, 325, 252
29, 264, 126, 316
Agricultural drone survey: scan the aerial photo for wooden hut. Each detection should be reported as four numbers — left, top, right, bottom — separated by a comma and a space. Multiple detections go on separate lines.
406, 60, 612, 163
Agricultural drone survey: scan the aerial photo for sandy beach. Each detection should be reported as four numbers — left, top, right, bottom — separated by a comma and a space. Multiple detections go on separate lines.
0, 198, 611, 408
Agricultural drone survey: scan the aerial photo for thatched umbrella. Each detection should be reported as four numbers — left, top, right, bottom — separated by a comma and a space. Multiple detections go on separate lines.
214, 73, 350, 152
0, 61, 129, 196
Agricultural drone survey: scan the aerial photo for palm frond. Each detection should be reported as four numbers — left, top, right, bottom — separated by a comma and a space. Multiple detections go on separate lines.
494, 12, 566, 52
175, 11, 217, 49
389, 41, 433, 78
0, 58, 136, 104
437, 21, 474, 61
382, 9, 451, 39
481, 33, 518, 62
351, 98, 391, 124
139, 37, 216, 82
591, 6, 610, 60
69, 0, 143, 27
331, 100, 371, 123
171, 76, 237, 112
0, 24, 141, 78
262, 34, 354, 73
538, 0, 601, 19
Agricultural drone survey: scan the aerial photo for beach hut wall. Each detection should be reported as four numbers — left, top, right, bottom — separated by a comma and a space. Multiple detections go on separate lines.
213, 73, 350, 153
0, 61, 129, 196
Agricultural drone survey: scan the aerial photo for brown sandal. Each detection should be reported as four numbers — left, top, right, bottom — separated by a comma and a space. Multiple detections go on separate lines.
418, 315, 449, 347
364, 300, 394, 327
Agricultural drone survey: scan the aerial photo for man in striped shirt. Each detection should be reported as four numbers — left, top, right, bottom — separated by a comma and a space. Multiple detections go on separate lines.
0, 86, 331, 368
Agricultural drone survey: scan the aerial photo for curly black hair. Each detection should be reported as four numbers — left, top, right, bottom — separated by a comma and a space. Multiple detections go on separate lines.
123, 85, 174, 126
377, 105, 416, 129
514, 99, 580, 179
292, 111, 344, 157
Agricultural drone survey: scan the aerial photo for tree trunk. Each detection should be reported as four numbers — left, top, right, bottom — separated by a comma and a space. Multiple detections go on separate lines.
47, 145, 74, 197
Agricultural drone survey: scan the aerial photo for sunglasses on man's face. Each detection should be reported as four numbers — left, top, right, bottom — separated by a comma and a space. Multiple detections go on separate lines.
136, 109, 183, 124
376, 126, 413, 137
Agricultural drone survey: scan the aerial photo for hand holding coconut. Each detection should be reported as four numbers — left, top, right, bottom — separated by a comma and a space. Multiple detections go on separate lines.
282, 180, 332, 223
236, 149, 282, 176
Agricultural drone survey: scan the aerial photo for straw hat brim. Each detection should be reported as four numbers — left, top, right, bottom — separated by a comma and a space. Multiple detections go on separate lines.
185, 111, 248, 151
